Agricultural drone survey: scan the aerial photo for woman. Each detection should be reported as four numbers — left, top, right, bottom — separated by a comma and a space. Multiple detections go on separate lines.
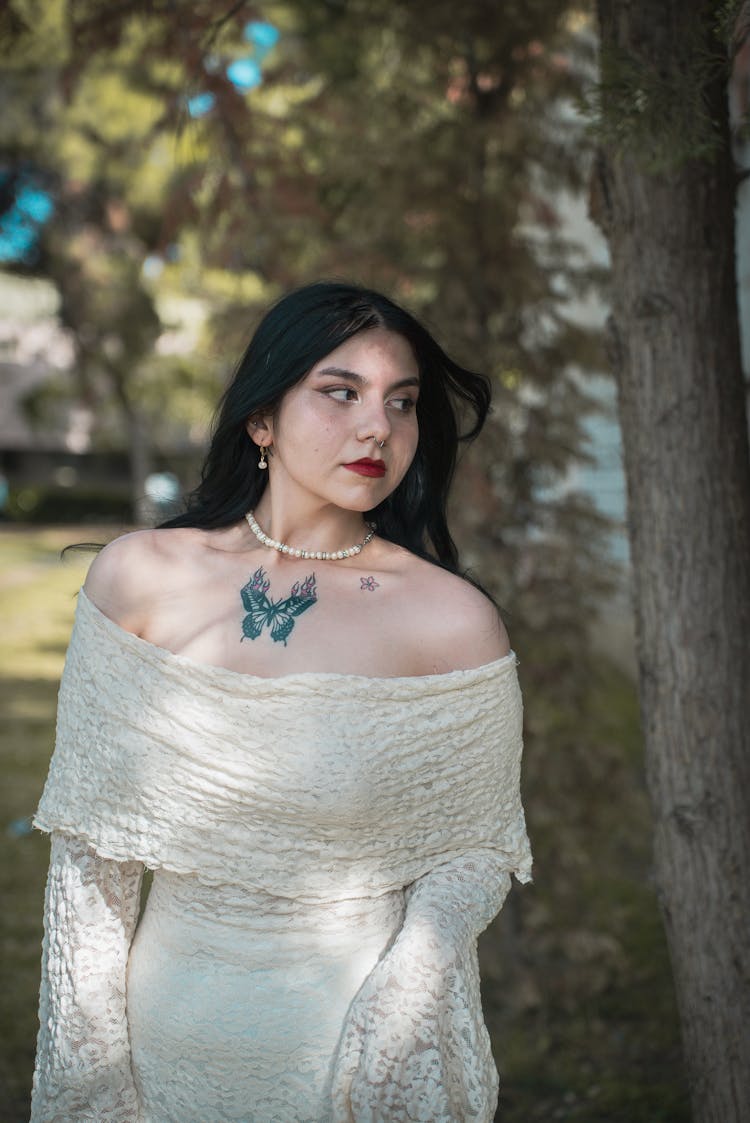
31, 281, 533, 1122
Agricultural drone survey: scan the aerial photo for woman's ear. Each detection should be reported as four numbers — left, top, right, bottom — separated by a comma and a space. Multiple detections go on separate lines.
245, 414, 272, 447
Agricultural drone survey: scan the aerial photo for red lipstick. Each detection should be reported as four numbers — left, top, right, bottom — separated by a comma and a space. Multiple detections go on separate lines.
343, 458, 386, 478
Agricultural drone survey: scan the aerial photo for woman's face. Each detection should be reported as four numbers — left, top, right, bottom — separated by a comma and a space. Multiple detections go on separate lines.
251, 327, 420, 514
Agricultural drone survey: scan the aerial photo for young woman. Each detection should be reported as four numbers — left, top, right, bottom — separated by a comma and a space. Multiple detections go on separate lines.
31, 281, 533, 1122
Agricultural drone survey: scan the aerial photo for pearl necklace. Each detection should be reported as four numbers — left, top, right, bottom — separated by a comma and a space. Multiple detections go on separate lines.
245, 510, 375, 561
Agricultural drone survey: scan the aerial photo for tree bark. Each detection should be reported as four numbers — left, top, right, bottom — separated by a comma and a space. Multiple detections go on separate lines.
594, 2, 750, 1120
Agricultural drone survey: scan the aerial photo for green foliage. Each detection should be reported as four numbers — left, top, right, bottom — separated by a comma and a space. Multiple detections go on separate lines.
586, 1, 745, 172
591, 44, 722, 171
2, 0, 607, 484
2, 0, 614, 567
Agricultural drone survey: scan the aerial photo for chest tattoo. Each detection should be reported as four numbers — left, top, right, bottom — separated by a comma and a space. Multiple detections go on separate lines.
240, 566, 317, 646
360, 576, 380, 591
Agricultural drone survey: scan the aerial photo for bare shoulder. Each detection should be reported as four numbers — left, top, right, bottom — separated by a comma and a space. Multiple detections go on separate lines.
83, 527, 199, 631
399, 554, 511, 672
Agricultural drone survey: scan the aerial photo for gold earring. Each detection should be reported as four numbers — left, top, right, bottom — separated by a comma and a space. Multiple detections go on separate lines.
258, 444, 268, 470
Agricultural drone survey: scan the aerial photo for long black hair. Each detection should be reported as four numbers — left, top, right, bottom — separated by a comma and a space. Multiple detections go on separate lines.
158, 281, 491, 575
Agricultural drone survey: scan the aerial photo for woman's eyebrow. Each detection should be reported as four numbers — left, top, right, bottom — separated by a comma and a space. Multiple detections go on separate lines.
314, 366, 420, 391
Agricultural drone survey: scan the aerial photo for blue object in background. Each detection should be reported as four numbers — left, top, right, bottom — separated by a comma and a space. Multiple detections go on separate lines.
0, 172, 54, 263
7, 816, 34, 839
194, 22, 278, 104
144, 472, 181, 518
186, 91, 216, 118
243, 21, 279, 61
226, 58, 262, 92
142, 254, 164, 280
145, 472, 180, 506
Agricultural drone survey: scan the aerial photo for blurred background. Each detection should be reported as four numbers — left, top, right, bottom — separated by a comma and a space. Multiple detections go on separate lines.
2, 1, 748, 1119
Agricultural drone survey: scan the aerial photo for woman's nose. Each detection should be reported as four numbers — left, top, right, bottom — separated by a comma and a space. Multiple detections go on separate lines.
357, 403, 391, 447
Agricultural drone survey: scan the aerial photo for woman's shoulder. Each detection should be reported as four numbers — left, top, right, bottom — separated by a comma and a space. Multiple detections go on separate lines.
82, 526, 203, 632
395, 550, 512, 672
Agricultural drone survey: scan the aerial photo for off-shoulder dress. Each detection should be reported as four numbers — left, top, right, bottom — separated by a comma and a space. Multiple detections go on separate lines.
31, 587, 533, 1123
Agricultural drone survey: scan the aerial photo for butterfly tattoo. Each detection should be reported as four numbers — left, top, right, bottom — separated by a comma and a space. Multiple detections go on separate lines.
240, 567, 318, 646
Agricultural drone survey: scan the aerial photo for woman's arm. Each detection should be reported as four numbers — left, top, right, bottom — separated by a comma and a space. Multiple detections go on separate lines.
31, 831, 144, 1122
331, 849, 516, 1123
331, 580, 527, 1120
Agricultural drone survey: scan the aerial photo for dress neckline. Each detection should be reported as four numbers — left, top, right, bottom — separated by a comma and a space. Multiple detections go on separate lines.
76, 586, 518, 689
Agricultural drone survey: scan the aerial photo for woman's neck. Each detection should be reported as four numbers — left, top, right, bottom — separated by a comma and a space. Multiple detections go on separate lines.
250, 496, 370, 556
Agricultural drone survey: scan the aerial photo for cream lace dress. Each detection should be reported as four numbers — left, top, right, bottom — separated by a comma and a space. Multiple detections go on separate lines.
31, 588, 533, 1123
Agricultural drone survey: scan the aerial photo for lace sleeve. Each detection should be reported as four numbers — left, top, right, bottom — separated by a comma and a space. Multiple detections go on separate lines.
330, 850, 515, 1123
30, 831, 145, 1122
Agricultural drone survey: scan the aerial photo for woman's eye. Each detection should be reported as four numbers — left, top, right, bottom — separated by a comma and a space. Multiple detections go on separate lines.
322, 387, 416, 411
325, 387, 358, 402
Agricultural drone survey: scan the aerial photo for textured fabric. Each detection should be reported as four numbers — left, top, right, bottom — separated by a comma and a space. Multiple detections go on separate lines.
31, 833, 144, 1121
331, 852, 513, 1121
126, 868, 405, 1121
32, 586, 533, 1121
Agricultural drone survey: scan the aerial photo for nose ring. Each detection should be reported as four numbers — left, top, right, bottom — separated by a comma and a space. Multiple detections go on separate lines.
377, 439, 385, 449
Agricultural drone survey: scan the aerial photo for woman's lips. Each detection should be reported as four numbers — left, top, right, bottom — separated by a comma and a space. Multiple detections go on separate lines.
343, 459, 386, 478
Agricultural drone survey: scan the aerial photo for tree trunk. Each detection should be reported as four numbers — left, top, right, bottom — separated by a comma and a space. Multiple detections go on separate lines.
594, 2, 750, 1120
126, 405, 153, 526
109, 368, 153, 526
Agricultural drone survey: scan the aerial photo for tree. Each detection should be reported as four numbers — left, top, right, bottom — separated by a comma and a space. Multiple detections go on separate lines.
592, 2, 750, 1118
0, 1, 228, 518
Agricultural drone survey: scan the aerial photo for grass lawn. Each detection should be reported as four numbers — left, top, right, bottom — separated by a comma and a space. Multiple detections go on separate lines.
0, 526, 115, 1121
